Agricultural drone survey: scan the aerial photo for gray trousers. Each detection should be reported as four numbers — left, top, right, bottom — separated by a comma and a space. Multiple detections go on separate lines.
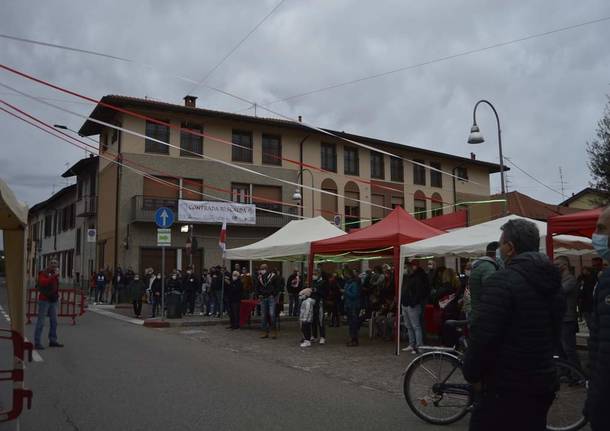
561, 320, 581, 369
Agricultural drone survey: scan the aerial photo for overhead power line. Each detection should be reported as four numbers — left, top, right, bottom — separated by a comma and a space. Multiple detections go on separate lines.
268, 15, 610, 104
503, 155, 565, 197
186, 0, 287, 94
0, 63, 483, 196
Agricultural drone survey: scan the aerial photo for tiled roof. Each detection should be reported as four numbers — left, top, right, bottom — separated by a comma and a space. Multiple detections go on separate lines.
559, 187, 608, 206
29, 184, 76, 215
490, 191, 581, 221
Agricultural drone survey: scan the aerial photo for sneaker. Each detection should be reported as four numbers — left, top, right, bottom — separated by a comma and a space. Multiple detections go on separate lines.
34, 344, 44, 350
402, 345, 415, 352
199, 312, 204, 316
319, 337, 326, 345
300, 340, 312, 347
411, 348, 419, 355
311, 338, 318, 343
49, 342, 64, 348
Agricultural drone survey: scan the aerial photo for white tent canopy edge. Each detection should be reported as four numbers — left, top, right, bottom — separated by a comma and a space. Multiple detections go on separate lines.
224, 216, 346, 261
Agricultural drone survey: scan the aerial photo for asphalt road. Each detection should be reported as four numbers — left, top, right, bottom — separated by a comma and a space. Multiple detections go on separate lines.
0, 281, 463, 431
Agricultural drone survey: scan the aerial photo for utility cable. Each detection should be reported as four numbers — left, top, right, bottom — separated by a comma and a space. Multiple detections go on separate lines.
2, 100, 505, 225
0, 101, 304, 219
186, 0, 287, 94
503, 155, 564, 197
0, 83, 395, 213
268, 15, 610, 104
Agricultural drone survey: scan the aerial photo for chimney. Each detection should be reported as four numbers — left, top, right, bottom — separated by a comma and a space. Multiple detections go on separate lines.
183, 95, 197, 108
298, 115, 302, 123
470, 152, 476, 160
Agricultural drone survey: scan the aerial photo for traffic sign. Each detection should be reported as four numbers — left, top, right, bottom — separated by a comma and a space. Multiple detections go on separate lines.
155, 207, 174, 228
157, 228, 171, 247
86, 228, 97, 243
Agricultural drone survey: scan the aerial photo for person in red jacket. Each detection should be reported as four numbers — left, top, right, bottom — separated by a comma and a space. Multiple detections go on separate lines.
34, 259, 64, 350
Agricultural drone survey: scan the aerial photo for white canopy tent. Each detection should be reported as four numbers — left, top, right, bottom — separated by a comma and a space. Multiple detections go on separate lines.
224, 216, 346, 261
394, 214, 593, 355
400, 215, 592, 260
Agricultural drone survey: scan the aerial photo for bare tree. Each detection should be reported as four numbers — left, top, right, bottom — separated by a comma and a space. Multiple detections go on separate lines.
586, 95, 610, 204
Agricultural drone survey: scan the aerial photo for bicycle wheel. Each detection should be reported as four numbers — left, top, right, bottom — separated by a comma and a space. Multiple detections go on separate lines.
547, 359, 588, 431
403, 351, 472, 425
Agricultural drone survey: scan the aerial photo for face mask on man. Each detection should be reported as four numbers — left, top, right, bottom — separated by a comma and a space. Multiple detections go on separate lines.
171, 275, 177, 280
134, 276, 140, 281
592, 233, 610, 261
156, 275, 161, 279
495, 248, 506, 269
232, 276, 238, 281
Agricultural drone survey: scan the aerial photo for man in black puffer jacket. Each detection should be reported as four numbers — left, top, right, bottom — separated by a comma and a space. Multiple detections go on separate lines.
585, 206, 610, 431
463, 219, 564, 431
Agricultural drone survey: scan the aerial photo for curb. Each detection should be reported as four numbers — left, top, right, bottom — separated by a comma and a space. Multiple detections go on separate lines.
142, 315, 300, 328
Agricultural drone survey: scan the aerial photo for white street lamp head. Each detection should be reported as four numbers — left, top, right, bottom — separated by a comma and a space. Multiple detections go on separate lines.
292, 188, 302, 201
467, 124, 485, 144
180, 225, 189, 233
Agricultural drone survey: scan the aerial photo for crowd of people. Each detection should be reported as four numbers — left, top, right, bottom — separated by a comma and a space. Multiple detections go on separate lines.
32, 206, 610, 430
83, 245, 607, 359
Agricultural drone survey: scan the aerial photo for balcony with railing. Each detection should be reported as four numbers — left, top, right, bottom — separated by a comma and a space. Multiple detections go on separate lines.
76, 195, 97, 217
130, 195, 295, 227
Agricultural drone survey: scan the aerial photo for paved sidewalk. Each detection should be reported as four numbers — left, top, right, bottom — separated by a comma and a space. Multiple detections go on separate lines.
164, 319, 415, 397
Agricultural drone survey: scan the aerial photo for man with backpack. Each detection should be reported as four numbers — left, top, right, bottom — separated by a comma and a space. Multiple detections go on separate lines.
464, 241, 499, 324
34, 259, 64, 350
463, 219, 564, 430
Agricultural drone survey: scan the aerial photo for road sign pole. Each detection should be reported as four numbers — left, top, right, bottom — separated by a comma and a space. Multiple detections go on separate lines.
161, 246, 165, 320
154, 207, 174, 321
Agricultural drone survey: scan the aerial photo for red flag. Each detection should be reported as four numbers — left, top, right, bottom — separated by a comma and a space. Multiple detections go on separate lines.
218, 221, 227, 255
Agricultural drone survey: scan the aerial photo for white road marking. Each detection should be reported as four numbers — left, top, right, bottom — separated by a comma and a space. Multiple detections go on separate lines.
0, 304, 43, 362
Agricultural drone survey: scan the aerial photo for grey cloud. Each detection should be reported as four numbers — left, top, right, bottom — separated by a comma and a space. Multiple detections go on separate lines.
1, 0, 609, 208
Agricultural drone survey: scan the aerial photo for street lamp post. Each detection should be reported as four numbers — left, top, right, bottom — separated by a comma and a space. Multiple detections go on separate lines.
292, 168, 314, 218
467, 100, 506, 196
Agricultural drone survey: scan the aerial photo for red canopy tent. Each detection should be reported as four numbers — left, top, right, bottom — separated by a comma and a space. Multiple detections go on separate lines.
546, 208, 603, 259
308, 206, 445, 354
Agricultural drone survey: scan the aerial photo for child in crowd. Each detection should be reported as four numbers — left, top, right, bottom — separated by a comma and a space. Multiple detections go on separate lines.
298, 288, 315, 347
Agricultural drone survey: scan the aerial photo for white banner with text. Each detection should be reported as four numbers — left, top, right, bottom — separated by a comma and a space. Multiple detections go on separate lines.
178, 200, 257, 224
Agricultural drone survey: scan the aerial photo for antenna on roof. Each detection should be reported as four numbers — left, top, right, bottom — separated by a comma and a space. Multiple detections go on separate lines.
558, 167, 567, 198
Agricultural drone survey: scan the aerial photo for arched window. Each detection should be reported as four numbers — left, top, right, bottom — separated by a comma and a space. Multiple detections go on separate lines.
413, 190, 427, 220
431, 193, 443, 217
344, 181, 360, 229
321, 178, 338, 220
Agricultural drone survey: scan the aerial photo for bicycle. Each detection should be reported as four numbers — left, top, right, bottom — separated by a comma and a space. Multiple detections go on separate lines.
402, 320, 588, 431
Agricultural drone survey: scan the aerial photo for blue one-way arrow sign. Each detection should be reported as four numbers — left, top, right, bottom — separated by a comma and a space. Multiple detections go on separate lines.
155, 207, 174, 228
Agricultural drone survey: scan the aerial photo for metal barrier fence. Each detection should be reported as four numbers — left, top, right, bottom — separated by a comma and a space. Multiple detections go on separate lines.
26, 288, 86, 325
0, 329, 33, 422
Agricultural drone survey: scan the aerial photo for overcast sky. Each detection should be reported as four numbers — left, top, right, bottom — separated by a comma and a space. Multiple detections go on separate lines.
1, 0, 609, 211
